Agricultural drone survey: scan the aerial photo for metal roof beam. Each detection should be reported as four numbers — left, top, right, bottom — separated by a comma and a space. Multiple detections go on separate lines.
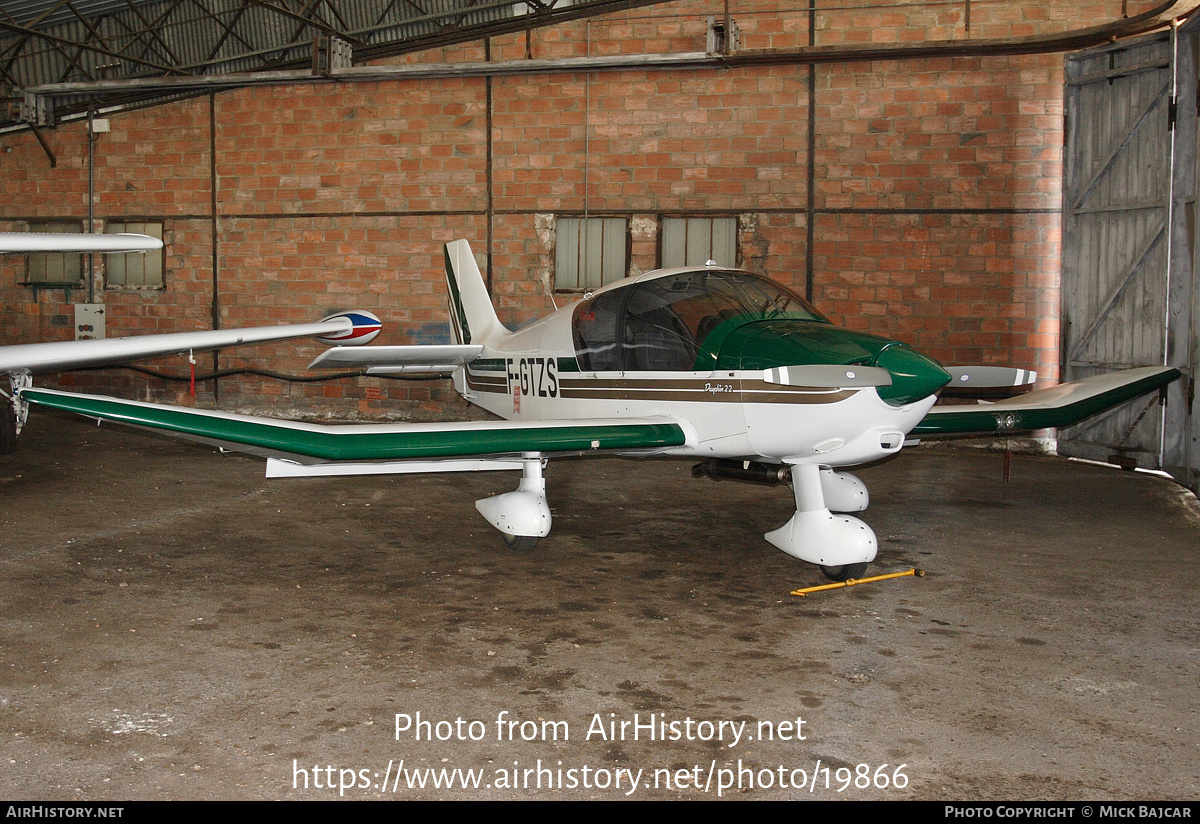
0, 16, 181, 74
196, 0, 255, 73
18, 0, 1200, 102
247, 0, 361, 45
118, 0, 186, 68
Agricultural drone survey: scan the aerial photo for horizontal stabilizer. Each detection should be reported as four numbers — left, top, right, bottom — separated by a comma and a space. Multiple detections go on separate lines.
912, 366, 1179, 436
0, 232, 163, 254
308, 344, 483, 373
0, 317, 352, 376
18, 388, 688, 461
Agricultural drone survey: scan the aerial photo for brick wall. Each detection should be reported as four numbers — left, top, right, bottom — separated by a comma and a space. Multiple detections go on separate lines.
0, 0, 1155, 416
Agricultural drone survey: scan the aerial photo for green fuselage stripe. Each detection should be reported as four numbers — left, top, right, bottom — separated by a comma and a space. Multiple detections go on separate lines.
22, 390, 686, 460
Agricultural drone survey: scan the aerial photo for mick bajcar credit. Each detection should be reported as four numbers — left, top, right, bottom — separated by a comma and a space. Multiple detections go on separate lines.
943, 808, 1194, 818
288, 710, 911, 797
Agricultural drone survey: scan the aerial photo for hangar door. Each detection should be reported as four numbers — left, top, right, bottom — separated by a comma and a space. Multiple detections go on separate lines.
1061, 22, 1198, 491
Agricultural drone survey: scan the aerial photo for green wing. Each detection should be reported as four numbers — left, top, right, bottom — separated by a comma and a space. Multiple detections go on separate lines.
912, 366, 1180, 437
19, 388, 686, 461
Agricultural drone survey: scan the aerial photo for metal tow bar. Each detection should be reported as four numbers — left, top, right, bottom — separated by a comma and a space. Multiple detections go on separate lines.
791, 568, 924, 597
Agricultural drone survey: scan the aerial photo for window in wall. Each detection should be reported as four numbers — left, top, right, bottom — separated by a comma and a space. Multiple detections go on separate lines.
105, 222, 164, 288
555, 216, 628, 291
661, 216, 738, 269
24, 222, 83, 284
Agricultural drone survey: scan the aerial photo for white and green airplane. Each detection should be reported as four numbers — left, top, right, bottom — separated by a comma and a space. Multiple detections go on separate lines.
2, 236, 1180, 581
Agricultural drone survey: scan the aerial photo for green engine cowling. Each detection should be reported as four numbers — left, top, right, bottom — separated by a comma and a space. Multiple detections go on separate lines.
710, 319, 951, 406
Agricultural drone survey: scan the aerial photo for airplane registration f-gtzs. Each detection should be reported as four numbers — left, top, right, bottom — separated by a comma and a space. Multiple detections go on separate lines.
7, 238, 1180, 581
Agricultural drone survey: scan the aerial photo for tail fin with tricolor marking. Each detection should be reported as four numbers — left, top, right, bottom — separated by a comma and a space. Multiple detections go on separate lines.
443, 239, 510, 349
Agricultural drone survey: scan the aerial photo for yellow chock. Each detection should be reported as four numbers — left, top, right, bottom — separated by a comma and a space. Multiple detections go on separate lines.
791, 568, 924, 597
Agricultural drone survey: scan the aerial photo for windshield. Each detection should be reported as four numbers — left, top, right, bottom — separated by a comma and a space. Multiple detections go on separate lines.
572, 269, 827, 371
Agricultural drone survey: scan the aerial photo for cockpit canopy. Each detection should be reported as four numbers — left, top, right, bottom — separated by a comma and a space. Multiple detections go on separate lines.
571, 268, 828, 372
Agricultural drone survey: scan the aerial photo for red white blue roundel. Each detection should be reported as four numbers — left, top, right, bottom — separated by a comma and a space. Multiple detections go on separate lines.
317, 310, 382, 346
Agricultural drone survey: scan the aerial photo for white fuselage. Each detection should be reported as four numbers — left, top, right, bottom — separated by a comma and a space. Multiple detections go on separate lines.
453, 302, 935, 468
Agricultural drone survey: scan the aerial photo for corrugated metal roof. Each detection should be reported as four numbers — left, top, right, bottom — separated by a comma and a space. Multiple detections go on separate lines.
0, 0, 137, 29
1, 0, 644, 126
0, 0, 590, 78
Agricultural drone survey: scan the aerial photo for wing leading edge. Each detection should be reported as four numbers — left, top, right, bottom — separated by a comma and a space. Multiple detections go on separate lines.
18, 388, 687, 461
0, 318, 358, 376
912, 366, 1180, 436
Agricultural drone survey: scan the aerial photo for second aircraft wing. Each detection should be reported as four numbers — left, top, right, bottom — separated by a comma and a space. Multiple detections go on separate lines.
912, 366, 1180, 437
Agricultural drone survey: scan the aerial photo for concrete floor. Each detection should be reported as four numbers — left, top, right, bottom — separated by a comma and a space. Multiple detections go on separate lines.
1, 409, 1197, 800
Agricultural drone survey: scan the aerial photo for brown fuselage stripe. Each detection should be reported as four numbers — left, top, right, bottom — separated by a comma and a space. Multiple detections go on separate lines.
559, 387, 855, 404
465, 369, 858, 404
466, 372, 508, 392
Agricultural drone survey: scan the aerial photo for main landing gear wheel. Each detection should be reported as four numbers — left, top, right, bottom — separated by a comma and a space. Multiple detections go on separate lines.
820, 562, 869, 582
502, 534, 539, 551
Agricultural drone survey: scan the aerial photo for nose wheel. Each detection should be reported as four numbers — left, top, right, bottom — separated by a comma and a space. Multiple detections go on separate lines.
819, 562, 869, 582
766, 463, 877, 572
502, 533, 539, 551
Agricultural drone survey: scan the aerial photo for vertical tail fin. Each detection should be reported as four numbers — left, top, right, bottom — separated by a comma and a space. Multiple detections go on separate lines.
444, 240, 509, 348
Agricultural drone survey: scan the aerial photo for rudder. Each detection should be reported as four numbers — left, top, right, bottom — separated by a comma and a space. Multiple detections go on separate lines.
444, 240, 509, 348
